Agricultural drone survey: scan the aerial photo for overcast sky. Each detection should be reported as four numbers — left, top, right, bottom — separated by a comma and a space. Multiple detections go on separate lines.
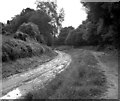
0, 0, 87, 28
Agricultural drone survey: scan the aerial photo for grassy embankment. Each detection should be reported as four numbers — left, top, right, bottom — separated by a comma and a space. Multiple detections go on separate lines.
1, 35, 57, 79
24, 47, 108, 99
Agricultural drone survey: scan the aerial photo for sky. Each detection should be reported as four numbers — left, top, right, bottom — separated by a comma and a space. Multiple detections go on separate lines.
0, 0, 87, 28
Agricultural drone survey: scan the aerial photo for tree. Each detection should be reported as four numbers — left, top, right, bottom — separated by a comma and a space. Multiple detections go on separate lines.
36, 1, 64, 37
4, 1, 65, 46
81, 2, 120, 49
4, 8, 34, 33
28, 10, 52, 34
28, 10, 53, 46
56, 26, 74, 45
65, 27, 86, 46
65, 30, 76, 46
4, 7, 54, 45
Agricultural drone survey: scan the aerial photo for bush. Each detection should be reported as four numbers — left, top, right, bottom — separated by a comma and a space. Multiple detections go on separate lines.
65, 29, 86, 46
18, 22, 46, 44
14, 31, 28, 41
2, 35, 50, 62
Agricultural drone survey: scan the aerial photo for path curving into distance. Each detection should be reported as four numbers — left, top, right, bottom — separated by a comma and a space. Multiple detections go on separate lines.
0, 50, 71, 100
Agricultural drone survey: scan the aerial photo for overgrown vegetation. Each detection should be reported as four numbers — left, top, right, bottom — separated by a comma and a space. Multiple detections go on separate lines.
2, 35, 55, 62
2, 51, 57, 79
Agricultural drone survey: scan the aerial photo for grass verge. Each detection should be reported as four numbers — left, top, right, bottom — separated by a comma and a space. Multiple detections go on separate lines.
1, 53, 56, 79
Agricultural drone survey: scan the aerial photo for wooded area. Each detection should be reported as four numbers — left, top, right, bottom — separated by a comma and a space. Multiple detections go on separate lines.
1, 2, 119, 62
55, 2, 119, 50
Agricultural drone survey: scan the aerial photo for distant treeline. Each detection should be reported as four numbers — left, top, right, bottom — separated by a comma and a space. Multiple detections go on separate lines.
54, 2, 119, 50
1, 2, 119, 50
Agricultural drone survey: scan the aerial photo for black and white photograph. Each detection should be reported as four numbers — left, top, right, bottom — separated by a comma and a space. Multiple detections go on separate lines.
0, 0, 119, 100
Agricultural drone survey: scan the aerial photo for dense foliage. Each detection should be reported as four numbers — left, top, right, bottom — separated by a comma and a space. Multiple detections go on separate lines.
55, 26, 74, 45
65, 27, 86, 46
2, 35, 48, 62
56, 2, 119, 49
1, 1, 64, 62
36, 1, 64, 36
2, 2, 119, 50
82, 2, 120, 49
3, 1, 64, 46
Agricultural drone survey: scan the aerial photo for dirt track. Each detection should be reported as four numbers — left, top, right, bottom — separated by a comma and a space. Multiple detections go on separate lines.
92, 51, 118, 99
0, 49, 118, 100
0, 51, 71, 99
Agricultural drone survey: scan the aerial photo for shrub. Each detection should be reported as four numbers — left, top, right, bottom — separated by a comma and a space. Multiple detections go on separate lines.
18, 22, 46, 44
2, 35, 49, 62
14, 31, 28, 41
